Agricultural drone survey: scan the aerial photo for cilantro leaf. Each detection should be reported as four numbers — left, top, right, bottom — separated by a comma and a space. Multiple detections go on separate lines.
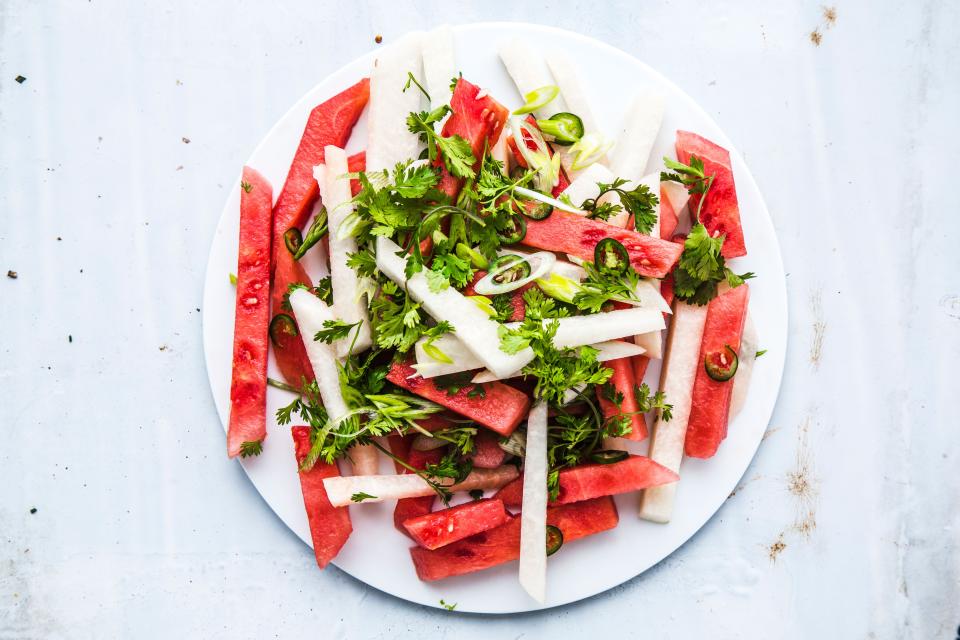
351, 491, 377, 502
314, 319, 361, 344
239, 440, 263, 458
672, 223, 753, 306
580, 178, 660, 234
406, 109, 477, 179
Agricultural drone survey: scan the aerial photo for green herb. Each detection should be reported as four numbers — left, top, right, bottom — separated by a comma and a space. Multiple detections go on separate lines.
403, 71, 431, 101
229, 272, 237, 286
345, 247, 378, 278
634, 383, 673, 421
755, 349, 767, 358
499, 320, 612, 407
313, 319, 361, 344
673, 223, 754, 306
351, 492, 377, 503
369, 280, 427, 353
439, 599, 457, 611
239, 440, 263, 458
420, 321, 454, 362
267, 377, 300, 393
546, 396, 625, 499
571, 261, 641, 313
469, 489, 484, 500
433, 371, 487, 399
314, 276, 333, 305
581, 178, 660, 233
293, 207, 328, 260
661, 155, 713, 222
407, 108, 476, 179
240, 181, 253, 193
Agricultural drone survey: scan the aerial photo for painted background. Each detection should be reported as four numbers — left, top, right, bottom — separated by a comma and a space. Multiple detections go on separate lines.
1, 1, 957, 638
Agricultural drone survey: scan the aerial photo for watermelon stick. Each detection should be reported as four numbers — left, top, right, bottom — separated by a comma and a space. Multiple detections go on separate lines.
639, 301, 709, 523
227, 167, 273, 458
402, 498, 509, 550
519, 400, 549, 603
322, 465, 518, 508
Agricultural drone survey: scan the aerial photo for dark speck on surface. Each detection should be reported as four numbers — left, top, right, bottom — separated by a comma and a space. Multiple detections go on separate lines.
29, 507, 37, 514
375, 34, 383, 44
7, 270, 17, 279
15, 75, 26, 84
68, 335, 73, 343
182, 137, 191, 144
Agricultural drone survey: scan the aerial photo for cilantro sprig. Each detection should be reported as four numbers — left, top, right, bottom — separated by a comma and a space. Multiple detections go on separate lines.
673, 223, 754, 306
581, 178, 660, 233
406, 107, 476, 179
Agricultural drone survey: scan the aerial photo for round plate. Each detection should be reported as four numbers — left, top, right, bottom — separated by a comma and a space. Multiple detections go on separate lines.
202, 22, 787, 614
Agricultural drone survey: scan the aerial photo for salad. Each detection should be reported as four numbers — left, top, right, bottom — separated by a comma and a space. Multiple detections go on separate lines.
226, 27, 756, 602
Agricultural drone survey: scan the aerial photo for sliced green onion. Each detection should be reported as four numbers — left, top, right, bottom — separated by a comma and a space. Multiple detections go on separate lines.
283, 228, 303, 256
536, 272, 582, 304
474, 252, 556, 296
594, 238, 630, 276
498, 431, 526, 457
512, 85, 560, 116
510, 116, 560, 191
293, 207, 328, 260
422, 340, 454, 364
537, 112, 584, 145
455, 242, 488, 269
545, 524, 564, 556
513, 186, 585, 215
569, 132, 614, 171
497, 215, 527, 244
467, 295, 497, 317
229, 272, 237, 286
589, 450, 629, 465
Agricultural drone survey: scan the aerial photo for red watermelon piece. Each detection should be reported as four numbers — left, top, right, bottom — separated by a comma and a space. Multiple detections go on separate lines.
386, 361, 531, 436
675, 131, 746, 259
685, 284, 750, 458
494, 455, 678, 508
409, 497, 619, 581
521, 209, 683, 279
291, 427, 352, 568
403, 498, 509, 550
393, 446, 444, 535
471, 429, 507, 469
227, 167, 273, 457
347, 150, 365, 196
596, 357, 648, 441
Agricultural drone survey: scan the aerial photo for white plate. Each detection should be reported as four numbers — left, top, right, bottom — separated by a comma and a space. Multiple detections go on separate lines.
202, 22, 787, 614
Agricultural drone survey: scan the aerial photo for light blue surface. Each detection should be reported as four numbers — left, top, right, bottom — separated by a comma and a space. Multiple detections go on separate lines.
1, 1, 958, 638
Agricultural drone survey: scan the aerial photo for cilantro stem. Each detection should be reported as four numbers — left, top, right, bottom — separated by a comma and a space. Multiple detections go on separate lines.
267, 377, 300, 393
370, 440, 454, 503
403, 71, 431, 102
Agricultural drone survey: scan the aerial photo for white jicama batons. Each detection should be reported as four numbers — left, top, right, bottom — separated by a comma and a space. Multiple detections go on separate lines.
321, 145, 372, 358
639, 301, 709, 523
288, 289, 350, 422
323, 466, 518, 507
498, 38, 568, 119
630, 172, 666, 360
519, 400, 549, 603
375, 236, 530, 378
288, 287, 378, 475
545, 50, 601, 134
367, 32, 425, 172
609, 88, 665, 180
421, 25, 455, 112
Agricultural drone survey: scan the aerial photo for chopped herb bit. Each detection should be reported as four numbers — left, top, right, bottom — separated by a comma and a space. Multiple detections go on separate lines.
351, 492, 377, 503
267, 377, 300, 393
403, 71, 431, 101
469, 489, 484, 500
15, 75, 26, 84
755, 349, 767, 358
440, 599, 457, 611
239, 440, 264, 458
229, 272, 237, 285
314, 319, 361, 344
240, 181, 252, 193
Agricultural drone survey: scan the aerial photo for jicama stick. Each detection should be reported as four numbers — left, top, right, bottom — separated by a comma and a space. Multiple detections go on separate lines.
375, 236, 529, 378
559, 163, 630, 229
320, 145, 372, 358
544, 50, 601, 134
288, 289, 349, 422
323, 465, 519, 507
498, 38, 568, 119
519, 400, 548, 603
421, 25, 455, 112
367, 32, 425, 172
609, 88, 665, 181
639, 301, 709, 523
470, 340, 645, 384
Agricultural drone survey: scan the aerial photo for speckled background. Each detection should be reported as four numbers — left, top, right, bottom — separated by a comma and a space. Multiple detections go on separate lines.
1, 1, 958, 638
